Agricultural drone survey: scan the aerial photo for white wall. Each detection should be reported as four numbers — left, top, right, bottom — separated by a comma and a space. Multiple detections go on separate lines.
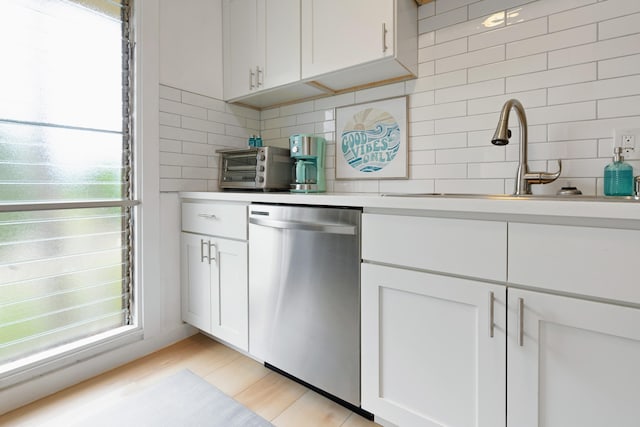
158, 85, 260, 192
255, 0, 640, 196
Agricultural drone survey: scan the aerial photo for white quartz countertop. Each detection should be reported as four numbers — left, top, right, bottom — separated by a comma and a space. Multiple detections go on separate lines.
179, 191, 640, 224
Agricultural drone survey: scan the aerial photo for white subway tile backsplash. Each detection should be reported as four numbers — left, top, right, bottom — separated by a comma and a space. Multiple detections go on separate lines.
411, 101, 467, 121
435, 178, 506, 194
159, 125, 207, 143
419, 31, 436, 48
436, 0, 476, 15
436, 146, 505, 164
159, 85, 181, 102
159, 98, 207, 120
506, 63, 596, 92
548, 0, 640, 32
548, 116, 640, 141
435, 112, 500, 133
436, 45, 505, 74
409, 149, 436, 165
182, 116, 226, 134
598, 54, 640, 79
160, 138, 181, 153
597, 95, 640, 119
410, 120, 435, 136
409, 90, 435, 108
506, 24, 596, 59
436, 12, 504, 44
469, 17, 547, 51
159, 112, 180, 127
468, 0, 531, 20
527, 101, 596, 125
598, 12, 640, 41
548, 34, 640, 69
418, 2, 435, 20
507, 0, 597, 27
548, 75, 640, 105
411, 163, 468, 179
467, 89, 547, 115
411, 133, 468, 150
468, 53, 546, 83
160, 152, 207, 168
160, 0, 640, 196
182, 141, 215, 156
182, 91, 226, 112
435, 78, 504, 104
467, 161, 518, 179
420, 38, 467, 62
420, 6, 468, 33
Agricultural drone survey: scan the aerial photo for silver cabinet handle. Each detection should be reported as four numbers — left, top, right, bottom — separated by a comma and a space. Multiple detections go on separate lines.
197, 213, 217, 220
256, 66, 263, 87
517, 297, 524, 346
489, 291, 494, 338
207, 242, 217, 265
249, 68, 256, 90
200, 239, 208, 263
382, 22, 388, 53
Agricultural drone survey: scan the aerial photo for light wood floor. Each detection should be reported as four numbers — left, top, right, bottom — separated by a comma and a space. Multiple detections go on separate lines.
0, 334, 379, 427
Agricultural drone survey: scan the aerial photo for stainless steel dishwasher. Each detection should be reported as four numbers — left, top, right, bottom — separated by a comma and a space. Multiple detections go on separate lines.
248, 204, 362, 409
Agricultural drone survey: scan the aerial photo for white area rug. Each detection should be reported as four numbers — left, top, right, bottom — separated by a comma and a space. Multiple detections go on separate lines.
71, 369, 273, 427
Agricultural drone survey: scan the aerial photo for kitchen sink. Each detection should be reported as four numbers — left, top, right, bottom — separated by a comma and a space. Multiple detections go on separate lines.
380, 193, 640, 202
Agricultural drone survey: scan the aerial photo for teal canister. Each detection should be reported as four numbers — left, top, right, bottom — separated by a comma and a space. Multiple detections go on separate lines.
604, 147, 634, 196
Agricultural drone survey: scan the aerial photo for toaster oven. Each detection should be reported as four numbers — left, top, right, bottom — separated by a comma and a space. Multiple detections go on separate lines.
217, 146, 292, 191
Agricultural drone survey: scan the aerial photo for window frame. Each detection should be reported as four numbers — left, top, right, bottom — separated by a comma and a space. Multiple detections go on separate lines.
0, 0, 144, 389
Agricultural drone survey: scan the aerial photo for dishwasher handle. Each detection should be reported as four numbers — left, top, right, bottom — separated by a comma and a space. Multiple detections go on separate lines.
249, 216, 357, 235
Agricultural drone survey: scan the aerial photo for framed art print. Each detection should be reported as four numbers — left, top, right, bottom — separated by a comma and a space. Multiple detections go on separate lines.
335, 96, 408, 180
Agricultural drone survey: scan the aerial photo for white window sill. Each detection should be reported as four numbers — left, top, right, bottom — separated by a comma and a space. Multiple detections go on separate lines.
0, 326, 143, 390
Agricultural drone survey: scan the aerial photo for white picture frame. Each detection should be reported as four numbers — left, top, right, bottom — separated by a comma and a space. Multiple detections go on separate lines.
335, 96, 408, 180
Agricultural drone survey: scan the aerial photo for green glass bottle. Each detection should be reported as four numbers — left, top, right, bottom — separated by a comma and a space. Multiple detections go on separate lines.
604, 147, 634, 196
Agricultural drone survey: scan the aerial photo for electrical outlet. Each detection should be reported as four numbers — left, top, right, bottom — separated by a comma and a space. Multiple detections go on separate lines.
614, 128, 640, 152
622, 134, 635, 150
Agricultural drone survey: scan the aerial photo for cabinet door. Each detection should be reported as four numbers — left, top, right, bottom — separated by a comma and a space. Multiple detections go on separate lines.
301, 0, 393, 79
210, 238, 249, 351
180, 232, 212, 332
508, 289, 640, 427
362, 263, 506, 427
223, 0, 258, 99
262, 0, 300, 90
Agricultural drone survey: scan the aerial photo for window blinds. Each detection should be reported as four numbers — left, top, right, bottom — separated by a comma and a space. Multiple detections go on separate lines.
0, 0, 136, 366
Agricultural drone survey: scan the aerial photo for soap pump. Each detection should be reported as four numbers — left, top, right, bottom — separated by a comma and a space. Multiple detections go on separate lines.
604, 147, 634, 196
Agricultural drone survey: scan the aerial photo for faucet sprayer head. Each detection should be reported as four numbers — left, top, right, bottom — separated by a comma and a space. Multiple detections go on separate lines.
491, 128, 511, 146
492, 99, 521, 146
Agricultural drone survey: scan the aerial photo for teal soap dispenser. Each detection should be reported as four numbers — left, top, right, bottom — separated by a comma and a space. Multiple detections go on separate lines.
604, 147, 634, 196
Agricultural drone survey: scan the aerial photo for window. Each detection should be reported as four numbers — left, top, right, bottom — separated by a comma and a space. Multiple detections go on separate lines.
0, 0, 136, 369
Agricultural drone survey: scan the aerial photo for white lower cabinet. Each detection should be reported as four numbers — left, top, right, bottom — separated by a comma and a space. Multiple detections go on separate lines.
507, 288, 640, 427
180, 232, 248, 351
361, 263, 506, 427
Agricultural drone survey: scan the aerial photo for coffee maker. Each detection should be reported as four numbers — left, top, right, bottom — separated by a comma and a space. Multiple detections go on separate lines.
289, 134, 326, 193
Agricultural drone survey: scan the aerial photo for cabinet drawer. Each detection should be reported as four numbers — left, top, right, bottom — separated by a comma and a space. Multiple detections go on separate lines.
181, 202, 247, 240
508, 223, 640, 304
362, 214, 507, 281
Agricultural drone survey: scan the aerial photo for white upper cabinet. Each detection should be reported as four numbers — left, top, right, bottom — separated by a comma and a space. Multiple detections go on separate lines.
159, 0, 223, 99
223, 0, 301, 101
223, 0, 417, 108
301, 0, 417, 91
